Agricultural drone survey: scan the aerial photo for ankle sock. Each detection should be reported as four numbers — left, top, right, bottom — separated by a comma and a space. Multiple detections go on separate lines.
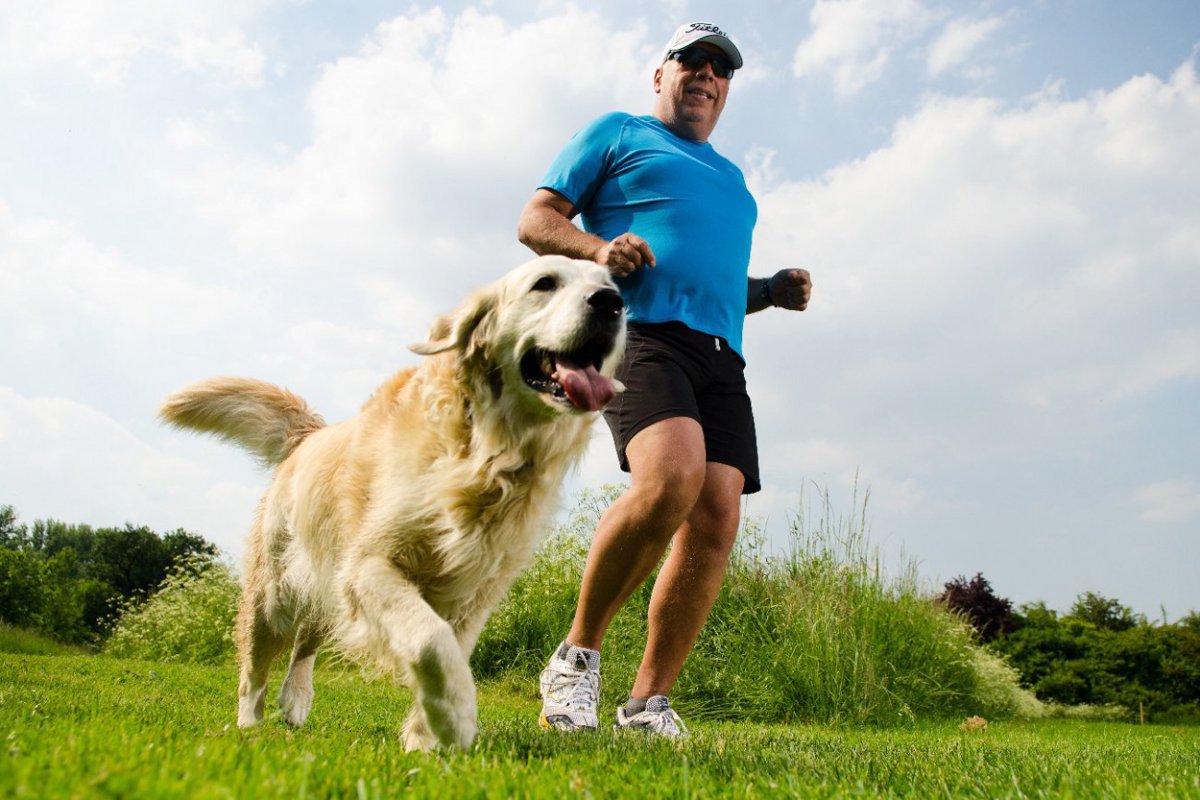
557, 641, 600, 671
624, 696, 648, 715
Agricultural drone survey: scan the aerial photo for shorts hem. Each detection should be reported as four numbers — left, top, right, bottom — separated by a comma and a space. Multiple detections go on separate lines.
610, 412, 761, 496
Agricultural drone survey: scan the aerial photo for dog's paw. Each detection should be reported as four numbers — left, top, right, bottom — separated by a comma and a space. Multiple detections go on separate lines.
278, 684, 315, 727
419, 697, 478, 750
400, 710, 440, 752
236, 704, 263, 728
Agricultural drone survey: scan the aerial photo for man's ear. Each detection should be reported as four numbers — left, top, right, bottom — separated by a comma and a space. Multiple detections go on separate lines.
409, 287, 497, 356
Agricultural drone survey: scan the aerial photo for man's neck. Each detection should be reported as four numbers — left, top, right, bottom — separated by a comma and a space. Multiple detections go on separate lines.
652, 112, 712, 143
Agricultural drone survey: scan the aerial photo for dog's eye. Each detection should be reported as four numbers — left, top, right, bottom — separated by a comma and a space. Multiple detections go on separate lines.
531, 275, 558, 292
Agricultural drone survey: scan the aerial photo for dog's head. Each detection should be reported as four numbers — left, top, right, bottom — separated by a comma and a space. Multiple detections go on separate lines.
410, 256, 626, 416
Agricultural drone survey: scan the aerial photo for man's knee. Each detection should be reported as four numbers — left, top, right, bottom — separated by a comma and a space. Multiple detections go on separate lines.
625, 418, 708, 524
687, 466, 745, 554
628, 457, 706, 531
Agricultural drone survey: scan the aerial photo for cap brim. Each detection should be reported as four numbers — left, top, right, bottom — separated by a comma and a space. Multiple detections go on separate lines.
692, 36, 743, 69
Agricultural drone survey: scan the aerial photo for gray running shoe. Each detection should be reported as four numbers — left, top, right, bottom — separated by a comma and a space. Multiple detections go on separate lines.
614, 695, 689, 738
538, 642, 601, 731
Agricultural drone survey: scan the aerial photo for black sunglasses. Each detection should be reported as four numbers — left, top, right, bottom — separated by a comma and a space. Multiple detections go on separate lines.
668, 46, 735, 79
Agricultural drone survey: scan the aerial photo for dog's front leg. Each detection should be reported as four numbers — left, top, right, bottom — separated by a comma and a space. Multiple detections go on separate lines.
343, 555, 478, 752
450, 566, 523, 657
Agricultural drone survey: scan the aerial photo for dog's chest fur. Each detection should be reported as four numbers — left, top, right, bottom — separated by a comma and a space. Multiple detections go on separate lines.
349, 364, 588, 618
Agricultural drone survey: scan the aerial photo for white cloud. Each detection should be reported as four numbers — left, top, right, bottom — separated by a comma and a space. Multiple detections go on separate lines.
927, 15, 1004, 77
745, 58, 1200, 477
165, 118, 214, 151
0, 202, 248, 338
154, 7, 654, 286
0, 387, 263, 554
1136, 480, 1200, 523
793, 0, 938, 96
0, 0, 273, 86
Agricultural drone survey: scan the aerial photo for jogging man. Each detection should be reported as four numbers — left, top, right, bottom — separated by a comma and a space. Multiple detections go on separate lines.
517, 21, 812, 737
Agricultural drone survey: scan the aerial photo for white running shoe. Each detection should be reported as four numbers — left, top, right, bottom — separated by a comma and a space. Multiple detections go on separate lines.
614, 695, 689, 738
538, 642, 601, 731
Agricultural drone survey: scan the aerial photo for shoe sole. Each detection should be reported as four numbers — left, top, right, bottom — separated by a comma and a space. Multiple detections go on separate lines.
539, 712, 598, 732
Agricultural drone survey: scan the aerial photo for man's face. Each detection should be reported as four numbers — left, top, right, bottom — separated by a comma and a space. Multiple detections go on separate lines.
653, 43, 731, 142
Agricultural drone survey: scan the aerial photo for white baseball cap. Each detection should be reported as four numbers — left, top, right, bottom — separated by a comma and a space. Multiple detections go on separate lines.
662, 22, 743, 70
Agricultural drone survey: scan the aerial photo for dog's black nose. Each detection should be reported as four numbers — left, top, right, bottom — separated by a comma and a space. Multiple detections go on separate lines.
587, 288, 624, 316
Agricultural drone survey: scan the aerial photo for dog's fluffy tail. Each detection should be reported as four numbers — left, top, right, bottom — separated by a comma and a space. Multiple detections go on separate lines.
159, 377, 326, 467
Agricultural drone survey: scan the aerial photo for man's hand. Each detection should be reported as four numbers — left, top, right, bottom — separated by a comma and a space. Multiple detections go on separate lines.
596, 233, 656, 277
768, 268, 811, 311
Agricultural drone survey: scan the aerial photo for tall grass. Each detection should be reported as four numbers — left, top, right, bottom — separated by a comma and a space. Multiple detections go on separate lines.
477, 483, 1041, 723
103, 484, 1040, 723
104, 554, 239, 664
0, 623, 87, 656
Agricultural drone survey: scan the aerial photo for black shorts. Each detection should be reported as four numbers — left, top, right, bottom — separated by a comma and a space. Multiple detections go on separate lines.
602, 321, 760, 494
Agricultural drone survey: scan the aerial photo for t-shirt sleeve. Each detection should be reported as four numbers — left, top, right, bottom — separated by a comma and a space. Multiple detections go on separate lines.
538, 112, 627, 213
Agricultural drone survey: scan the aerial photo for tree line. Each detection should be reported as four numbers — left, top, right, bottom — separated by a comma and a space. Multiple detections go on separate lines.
0, 504, 217, 644
940, 573, 1200, 721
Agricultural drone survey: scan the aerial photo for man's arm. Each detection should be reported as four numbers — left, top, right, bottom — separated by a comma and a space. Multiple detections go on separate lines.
517, 189, 656, 277
746, 269, 812, 314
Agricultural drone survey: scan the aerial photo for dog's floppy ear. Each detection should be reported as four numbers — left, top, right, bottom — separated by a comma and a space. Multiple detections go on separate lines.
409, 287, 497, 356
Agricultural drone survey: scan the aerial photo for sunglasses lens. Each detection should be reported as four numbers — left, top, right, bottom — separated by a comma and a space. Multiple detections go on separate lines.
673, 48, 733, 78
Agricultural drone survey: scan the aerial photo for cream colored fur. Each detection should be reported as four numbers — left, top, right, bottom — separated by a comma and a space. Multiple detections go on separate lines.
159, 256, 624, 751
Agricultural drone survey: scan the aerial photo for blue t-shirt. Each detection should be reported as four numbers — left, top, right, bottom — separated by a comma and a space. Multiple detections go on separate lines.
539, 113, 758, 356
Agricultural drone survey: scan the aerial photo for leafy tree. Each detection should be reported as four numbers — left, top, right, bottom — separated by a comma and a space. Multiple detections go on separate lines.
991, 596, 1200, 720
1068, 591, 1140, 632
0, 547, 45, 628
90, 525, 174, 598
35, 518, 97, 563
0, 505, 220, 643
936, 572, 1014, 643
162, 529, 219, 568
0, 505, 30, 550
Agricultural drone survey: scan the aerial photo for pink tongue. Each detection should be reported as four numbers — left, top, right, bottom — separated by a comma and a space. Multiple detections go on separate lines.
557, 362, 615, 411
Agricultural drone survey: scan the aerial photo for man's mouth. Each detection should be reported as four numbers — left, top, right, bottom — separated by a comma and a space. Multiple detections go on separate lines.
686, 86, 715, 101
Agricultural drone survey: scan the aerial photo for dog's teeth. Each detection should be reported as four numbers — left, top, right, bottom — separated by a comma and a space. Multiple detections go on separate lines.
611, 379, 626, 394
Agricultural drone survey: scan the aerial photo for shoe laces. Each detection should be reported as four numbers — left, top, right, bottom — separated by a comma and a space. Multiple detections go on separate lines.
632, 696, 688, 737
542, 662, 600, 710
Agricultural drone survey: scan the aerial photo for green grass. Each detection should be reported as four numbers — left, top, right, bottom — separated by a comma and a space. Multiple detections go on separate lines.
0, 623, 86, 657
2, 652, 1197, 798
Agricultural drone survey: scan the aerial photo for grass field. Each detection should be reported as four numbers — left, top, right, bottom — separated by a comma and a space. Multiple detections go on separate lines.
2, 652, 1197, 798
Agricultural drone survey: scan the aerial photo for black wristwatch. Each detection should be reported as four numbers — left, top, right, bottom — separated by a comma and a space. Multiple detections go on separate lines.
759, 278, 773, 307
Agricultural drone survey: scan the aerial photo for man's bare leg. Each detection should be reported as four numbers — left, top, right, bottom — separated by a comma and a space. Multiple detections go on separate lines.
566, 417, 707, 651
631, 462, 743, 698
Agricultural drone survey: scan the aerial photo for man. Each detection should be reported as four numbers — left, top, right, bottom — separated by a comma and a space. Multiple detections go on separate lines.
517, 21, 812, 737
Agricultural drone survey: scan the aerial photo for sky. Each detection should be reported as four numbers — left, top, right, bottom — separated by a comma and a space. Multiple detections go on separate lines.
1, 0, 1197, 620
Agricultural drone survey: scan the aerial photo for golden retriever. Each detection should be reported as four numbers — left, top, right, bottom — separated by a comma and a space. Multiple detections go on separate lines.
159, 255, 625, 751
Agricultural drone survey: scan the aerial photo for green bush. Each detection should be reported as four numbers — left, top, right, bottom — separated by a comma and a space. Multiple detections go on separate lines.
990, 601, 1200, 721
104, 555, 240, 665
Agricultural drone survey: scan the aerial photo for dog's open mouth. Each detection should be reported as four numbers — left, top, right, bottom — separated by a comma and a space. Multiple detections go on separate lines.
520, 343, 617, 412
